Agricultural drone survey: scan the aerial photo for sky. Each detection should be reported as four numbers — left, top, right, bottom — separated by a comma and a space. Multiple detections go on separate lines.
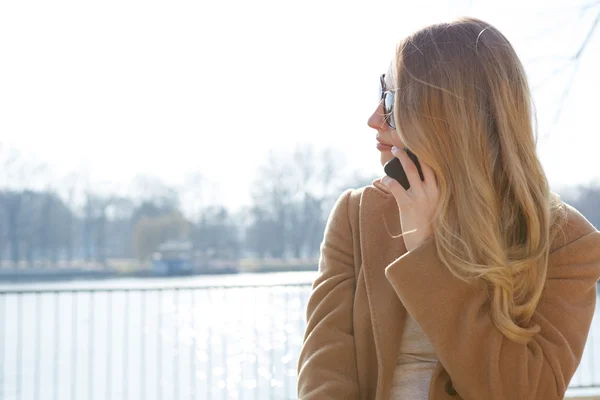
0, 0, 598, 212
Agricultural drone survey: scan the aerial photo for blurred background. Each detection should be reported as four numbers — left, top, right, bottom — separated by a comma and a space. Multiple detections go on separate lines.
0, 0, 599, 399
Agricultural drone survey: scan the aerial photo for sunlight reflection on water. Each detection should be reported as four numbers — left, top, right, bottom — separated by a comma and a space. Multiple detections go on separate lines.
0, 275, 598, 400
0, 278, 312, 400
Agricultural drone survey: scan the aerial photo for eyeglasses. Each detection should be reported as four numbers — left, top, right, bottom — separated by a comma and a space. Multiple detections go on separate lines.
378, 74, 396, 129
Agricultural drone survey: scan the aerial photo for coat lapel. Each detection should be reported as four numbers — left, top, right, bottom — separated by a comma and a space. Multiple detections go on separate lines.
360, 179, 409, 399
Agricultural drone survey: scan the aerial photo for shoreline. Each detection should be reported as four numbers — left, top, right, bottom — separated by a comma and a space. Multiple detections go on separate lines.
0, 264, 318, 283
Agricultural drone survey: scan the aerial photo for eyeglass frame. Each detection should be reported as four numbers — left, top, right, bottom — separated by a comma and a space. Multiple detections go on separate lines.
379, 73, 396, 129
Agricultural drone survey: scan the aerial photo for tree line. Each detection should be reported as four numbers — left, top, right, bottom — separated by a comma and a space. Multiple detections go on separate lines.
0, 144, 598, 270
0, 145, 376, 269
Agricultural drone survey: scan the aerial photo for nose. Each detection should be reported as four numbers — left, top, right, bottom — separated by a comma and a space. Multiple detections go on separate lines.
368, 102, 389, 131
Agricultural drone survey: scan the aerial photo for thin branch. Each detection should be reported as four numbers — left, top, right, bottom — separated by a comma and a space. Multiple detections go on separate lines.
574, 9, 600, 60
532, 61, 574, 90
549, 61, 582, 130
546, 10, 600, 138
581, 0, 600, 13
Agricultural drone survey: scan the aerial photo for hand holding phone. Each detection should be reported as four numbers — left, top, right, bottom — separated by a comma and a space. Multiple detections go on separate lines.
383, 148, 425, 191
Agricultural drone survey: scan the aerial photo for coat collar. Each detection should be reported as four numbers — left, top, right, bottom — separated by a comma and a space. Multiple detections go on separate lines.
366, 177, 403, 237
360, 177, 409, 399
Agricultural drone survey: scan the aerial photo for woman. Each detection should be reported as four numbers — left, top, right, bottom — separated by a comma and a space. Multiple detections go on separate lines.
296, 17, 600, 400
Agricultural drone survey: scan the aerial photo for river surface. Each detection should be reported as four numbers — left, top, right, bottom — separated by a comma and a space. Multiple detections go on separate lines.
0, 272, 598, 400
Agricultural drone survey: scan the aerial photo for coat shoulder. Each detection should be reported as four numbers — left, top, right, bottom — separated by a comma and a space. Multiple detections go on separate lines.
345, 182, 391, 219
550, 200, 598, 253
329, 183, 389, 236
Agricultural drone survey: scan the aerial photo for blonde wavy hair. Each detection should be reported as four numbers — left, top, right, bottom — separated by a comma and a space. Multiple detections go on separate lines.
391, 17, 568, 344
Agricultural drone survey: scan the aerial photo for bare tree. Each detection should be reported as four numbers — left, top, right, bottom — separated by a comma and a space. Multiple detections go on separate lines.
180, 172, 206, 223
130, 174, 180, 210
247, 144, 347, 259
57, 173, 81, 266
249, 149, 295, 259
193, 206, 240, 260
82, 190, 128, 267
0, 146, 48, 267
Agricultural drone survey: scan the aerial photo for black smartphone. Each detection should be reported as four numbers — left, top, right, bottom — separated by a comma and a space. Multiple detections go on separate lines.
383, 149, 424, 191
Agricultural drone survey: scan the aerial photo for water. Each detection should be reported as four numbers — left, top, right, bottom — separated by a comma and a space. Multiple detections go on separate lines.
0, 273, 314, 400
0, 273, 598, 400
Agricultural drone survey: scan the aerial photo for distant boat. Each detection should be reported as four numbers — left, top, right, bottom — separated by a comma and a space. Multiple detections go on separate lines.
151, 240, 239, 275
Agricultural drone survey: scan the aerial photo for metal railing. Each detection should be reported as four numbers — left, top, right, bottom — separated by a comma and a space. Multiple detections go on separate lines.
0, 283, 598, 400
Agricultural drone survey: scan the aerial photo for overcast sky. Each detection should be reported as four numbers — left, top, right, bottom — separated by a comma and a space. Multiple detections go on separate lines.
1, 0, 598, 211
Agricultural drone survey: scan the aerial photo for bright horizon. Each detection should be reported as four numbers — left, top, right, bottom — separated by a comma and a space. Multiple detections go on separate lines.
1, 0, 599, 212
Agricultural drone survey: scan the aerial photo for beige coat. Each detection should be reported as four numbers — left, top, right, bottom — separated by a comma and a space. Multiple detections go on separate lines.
297, 179, 600, 400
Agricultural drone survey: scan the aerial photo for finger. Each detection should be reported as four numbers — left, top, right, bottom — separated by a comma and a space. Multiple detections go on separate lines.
392, 147, 424, 197
419, 160, 439, 194
382, 176, 411, 206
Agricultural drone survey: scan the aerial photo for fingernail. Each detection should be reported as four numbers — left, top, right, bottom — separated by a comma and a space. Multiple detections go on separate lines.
391, 146, 399, 154
382, 176, 392, 186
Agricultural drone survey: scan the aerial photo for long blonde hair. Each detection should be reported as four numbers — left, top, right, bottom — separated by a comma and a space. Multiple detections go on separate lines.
392, 17, 567, 344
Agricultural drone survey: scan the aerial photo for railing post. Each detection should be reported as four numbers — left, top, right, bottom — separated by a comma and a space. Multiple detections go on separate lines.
71, 292, 78, 400
53, 293, 60, 400
0, 282, 596, 400
123, 290, 130, 400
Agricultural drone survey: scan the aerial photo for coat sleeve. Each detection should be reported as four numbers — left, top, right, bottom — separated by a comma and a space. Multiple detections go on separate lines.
297, 189, 361, 399
384, 207, 600, 400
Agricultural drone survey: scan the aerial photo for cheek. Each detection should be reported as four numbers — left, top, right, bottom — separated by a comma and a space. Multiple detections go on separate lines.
390, 135, 405, 149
